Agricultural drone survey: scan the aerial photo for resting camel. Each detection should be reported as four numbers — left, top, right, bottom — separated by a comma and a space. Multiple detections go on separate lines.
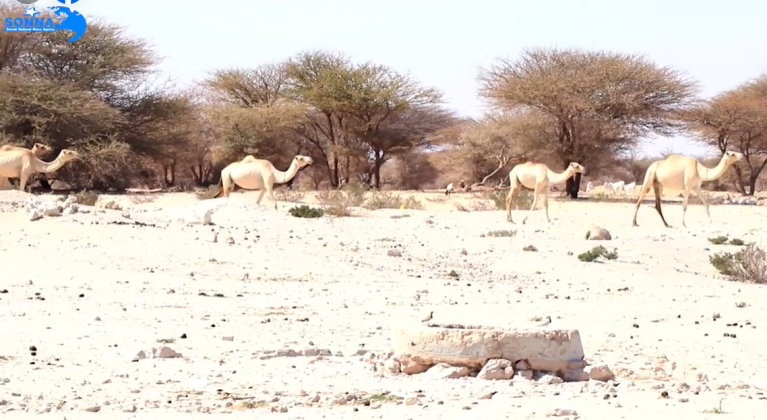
0, 143, 53, 189
212, 155, 313, 210
0, 148, 79, 192
631, 151, 744, 228
505, 162, 585, 224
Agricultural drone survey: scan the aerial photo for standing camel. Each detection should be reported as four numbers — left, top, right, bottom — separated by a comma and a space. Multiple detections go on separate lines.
0, 149, 79, 192
631, 151, 743, 227
505, 162, 585, 224
0, 143, 53, 189
212, 155, 313, 210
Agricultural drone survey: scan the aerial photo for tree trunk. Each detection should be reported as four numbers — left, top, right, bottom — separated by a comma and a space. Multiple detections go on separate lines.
733, 166, 747, 195
748, 174, 758, 196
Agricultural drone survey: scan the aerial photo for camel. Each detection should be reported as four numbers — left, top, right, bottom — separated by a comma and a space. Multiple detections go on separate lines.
610, 181, 626, 197
0, 143, 54, 189
631, 151, 744, 228
623, 182, 636, 196
445, 183, 454, 196
505, 161, 585, 224
0, 148, 79, 192
212, 155, 313, 210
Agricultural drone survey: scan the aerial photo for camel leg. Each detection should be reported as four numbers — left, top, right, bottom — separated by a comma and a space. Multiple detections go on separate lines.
505, 185, 519, 223
522, 185, 541, 225
681, 188, 690, 228
632, 184, 652, 227
543, 187, 551, 222
693, 185, 712, 223
19, 167, 31, 193
255, 190, 266, 206
652, 182, 671, 228
266, 184, 278, 211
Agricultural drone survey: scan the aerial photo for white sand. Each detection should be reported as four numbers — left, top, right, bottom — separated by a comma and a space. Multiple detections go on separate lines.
1, 189, 766, 419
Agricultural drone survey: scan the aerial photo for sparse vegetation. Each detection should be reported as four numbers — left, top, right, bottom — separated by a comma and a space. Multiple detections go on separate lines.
708, 235, 747, 246
709, 243, 767, 283
484, 229, 517, 238
274, 188, 306, 203
368, 392, 398, 403
74, 190, 99, 206
288, 205, 324, 218
156, 337, 175, 344
523, 245, 538, 252
363, 192, 423, 210
578, 246, 618, 262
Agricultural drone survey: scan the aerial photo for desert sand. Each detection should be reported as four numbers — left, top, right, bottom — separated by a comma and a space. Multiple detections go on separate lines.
1, 188, 767, 419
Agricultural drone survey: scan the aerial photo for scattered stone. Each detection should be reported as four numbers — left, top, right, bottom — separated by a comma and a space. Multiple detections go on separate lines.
423, 363, 471, 379
133, 346, 182, 361
584, 364, 615, 382
477, 359, 515, 380
585, 224, 611, 240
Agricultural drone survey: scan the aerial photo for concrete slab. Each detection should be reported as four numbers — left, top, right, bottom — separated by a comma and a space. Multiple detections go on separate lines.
393, 325, 585, 371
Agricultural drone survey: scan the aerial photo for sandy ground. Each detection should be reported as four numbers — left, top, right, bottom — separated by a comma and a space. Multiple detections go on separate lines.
1, 188, 767, 419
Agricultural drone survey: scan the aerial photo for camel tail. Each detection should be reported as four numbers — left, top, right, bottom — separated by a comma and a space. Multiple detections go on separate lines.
640, 162, 659, 190
212, 176, 226, 198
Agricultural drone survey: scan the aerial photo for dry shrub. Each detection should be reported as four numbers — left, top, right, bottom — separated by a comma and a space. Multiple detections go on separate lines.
426, 196, 448, 203
274, 187, 306, 203
468, 200, 496, 211
196, 185, 220, 200
128, 194, 159, 205
363, 192, 424, 210
454, 203, 469, 212
74, 190, 99, 206
474, 189, 533, 210
710, 244, 767, 283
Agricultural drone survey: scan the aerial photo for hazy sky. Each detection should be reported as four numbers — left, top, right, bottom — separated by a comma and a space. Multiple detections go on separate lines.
45, 0, 767, 157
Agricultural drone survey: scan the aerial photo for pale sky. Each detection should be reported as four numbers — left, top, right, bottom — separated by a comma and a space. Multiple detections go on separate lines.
44, 0, 767, 157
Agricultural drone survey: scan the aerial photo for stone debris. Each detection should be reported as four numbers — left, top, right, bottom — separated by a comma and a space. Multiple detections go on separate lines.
25, 195, 82, 221
133, 346, 183, 361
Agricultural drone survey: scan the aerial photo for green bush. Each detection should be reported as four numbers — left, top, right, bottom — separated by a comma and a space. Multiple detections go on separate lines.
578, 245, 618, 262
288, 205, 324, 218
710, 244, 767, 283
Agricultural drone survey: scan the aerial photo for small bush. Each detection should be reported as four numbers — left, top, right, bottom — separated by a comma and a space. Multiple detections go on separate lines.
578, 245, 618, 262
196, 185, 220, 200
485, 189, 533, 210
363, 192, 420, 210
323, 203, 353, 217
729, 238, 745, 246
274, 188, 306, 203
74, 190, 99, 206
708, 236, 728, 245
523, 245, 538, 252
288, 205, 324, 218
484, 229, 517, 238
710, 244, 767, 283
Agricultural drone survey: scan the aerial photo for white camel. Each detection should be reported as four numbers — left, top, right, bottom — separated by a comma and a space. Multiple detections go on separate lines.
611, 181, 626, 197
213, 155, 313, 210
445, 183, 454, 196
505, 161, 586, 224
585, 181, 594, 193
623, 182, 636, 196
0, 148, 79, 192
631, 151, 744, 227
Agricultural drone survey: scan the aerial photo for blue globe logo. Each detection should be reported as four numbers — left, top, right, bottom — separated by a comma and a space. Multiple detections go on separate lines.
49, 6, 87, 43
56, 0, 79, 4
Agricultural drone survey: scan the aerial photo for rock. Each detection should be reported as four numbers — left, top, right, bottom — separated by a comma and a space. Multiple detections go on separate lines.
585, 364, 615, 382
387, 249, 402, 257
537, 373, 563, 384
28, 209, 43, 221
383, 357, 401, 374
222, 336, 234, 341
514, 370, 533, 380
477, 358, 515, 380
423, 363, 471, 379
563, 369, 590, 382
404, 397, 418, 405
585, 224, 611, 240
83, 405, 101, 412
42, 204, 60, 217
393, 325, 585, 371
548, 408, 578, 416
134, 346, 182, 361
122, 404, 137, 413
398, 355, 430, 375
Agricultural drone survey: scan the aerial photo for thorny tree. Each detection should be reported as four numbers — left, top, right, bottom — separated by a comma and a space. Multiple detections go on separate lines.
681, 75, 767, 195
478, 48, 698, 198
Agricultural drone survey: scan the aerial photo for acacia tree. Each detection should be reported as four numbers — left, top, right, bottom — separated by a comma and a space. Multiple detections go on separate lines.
478, 48, 698, 198
681, 75, 767, 195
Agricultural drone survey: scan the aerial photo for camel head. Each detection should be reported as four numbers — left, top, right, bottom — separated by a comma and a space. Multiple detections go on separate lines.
566, 162, 586, 175
293, 155, 313, 168
58, 149, 80, 162
722, 151, 744, 166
